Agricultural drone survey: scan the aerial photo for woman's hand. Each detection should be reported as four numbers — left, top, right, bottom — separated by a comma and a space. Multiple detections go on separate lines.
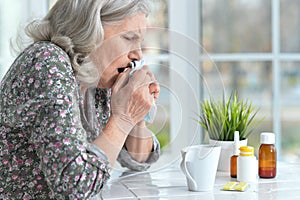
111, 65, 155, 134
94, 66, 159, 165
149, 80, 160, 102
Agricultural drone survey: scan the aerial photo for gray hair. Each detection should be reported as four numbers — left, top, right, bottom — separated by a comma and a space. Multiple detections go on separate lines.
25, 0, 151, 86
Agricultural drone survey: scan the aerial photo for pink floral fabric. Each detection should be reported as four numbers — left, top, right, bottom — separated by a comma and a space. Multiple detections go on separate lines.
0, 42, 112, 199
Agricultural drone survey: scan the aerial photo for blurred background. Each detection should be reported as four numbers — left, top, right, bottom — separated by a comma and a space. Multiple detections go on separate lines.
1, 0, 299, 167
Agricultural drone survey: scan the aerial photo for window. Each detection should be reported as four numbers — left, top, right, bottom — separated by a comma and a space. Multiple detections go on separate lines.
0, 0, 48, 79
201, 0, 273, 153
200, 0, 300, 162
0, 0, 24, 78
161, 0, 300, 164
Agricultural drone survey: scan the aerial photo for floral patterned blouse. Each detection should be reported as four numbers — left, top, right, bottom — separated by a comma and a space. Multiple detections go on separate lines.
0, 41, 160, 199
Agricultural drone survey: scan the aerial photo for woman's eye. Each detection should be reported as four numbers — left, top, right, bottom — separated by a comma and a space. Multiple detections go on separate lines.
123, 36, 133, 41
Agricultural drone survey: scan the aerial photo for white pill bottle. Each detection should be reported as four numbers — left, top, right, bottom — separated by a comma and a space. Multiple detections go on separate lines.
237, 146, 257, 182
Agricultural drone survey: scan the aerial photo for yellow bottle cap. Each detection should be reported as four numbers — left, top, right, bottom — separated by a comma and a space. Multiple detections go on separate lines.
239, 146, 254, 156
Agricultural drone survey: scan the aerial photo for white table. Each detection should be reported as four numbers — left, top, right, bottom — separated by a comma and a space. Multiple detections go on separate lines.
94, 162, 300, 200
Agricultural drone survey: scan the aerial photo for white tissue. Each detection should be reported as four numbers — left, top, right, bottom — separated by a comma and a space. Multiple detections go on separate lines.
129, 60, 157, 123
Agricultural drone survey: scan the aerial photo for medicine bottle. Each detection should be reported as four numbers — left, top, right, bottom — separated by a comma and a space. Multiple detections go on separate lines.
259, 132, 276, 178
230, 131, 239, 178
237, 146, 257, 182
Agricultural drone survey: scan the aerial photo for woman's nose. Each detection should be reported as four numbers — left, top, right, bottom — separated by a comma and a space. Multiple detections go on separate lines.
128, 45, 143, 61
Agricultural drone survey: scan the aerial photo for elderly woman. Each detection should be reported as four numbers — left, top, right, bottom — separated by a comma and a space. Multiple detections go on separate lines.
0, 0, 160, 199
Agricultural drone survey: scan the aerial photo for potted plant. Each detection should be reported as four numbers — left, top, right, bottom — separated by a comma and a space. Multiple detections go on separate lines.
195, 91, 263, 171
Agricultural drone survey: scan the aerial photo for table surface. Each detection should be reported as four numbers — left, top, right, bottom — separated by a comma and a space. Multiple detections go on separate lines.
93, 161, 300, 200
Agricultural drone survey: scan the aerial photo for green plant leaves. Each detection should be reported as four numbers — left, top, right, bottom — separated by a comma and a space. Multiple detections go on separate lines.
195, 91, 263, 141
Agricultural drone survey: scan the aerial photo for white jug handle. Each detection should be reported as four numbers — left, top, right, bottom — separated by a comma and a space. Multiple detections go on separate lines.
183, 160, 197, 191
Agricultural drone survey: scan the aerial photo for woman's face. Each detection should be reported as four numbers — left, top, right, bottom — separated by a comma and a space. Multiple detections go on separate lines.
91, 13, 147, 88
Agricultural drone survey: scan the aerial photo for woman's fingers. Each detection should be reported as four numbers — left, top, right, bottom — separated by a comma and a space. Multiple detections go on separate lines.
111, 64, 159, 127
128, 85, 152, 114
149, 81, 160, 101
130, 65, 160, 102
113, 69, 131, 92
129, 66, 154, 88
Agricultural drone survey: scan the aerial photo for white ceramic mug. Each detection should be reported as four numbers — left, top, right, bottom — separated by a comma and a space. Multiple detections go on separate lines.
180, 145, 221, 191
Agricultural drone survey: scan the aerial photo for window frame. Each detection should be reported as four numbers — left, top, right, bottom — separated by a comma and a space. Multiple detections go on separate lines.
165, 0, 300, 160
197, 0, 284, 158
167, 0, 202, 155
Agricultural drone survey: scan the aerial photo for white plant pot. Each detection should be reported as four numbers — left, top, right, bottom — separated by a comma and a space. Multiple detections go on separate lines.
209, 139, 248, 172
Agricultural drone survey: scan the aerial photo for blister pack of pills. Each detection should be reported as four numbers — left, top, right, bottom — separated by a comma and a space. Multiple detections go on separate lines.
221, 182, 249, 192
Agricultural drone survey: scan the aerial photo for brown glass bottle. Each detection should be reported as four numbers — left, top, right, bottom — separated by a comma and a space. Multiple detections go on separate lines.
230, 155, 238, 178
259, 133, 277, 178
230, 131, 240, 178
